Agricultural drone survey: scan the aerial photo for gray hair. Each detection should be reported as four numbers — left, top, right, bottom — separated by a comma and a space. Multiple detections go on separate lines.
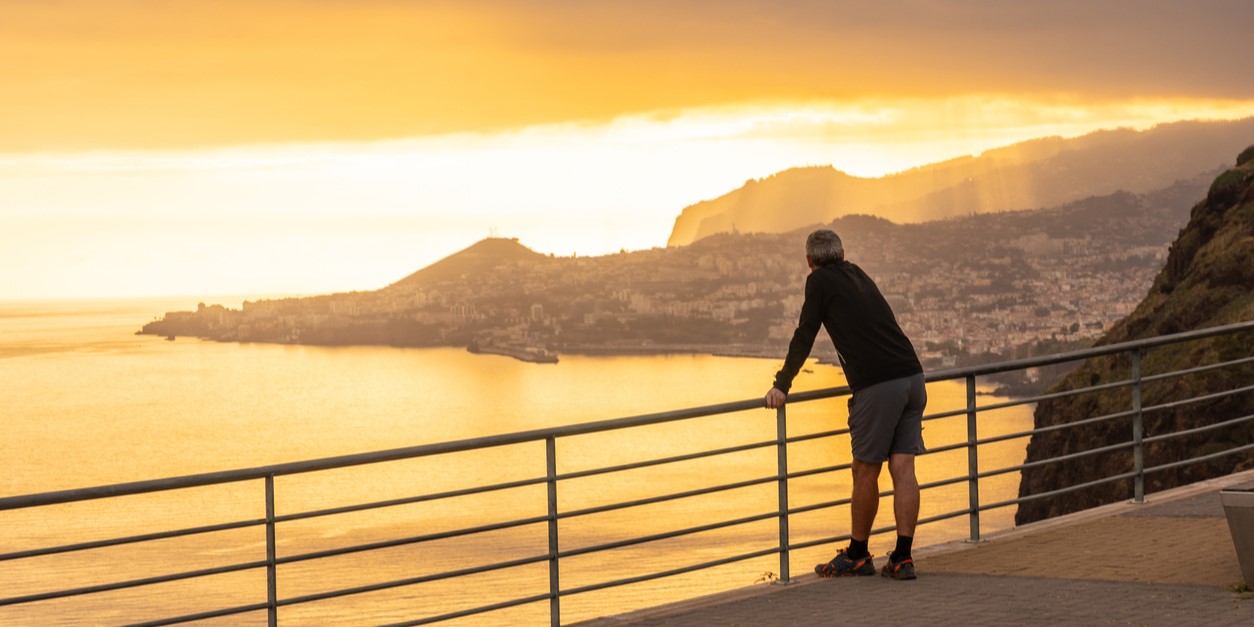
806, 229, 844, 265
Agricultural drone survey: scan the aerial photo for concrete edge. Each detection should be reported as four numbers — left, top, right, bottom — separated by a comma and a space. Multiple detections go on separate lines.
574, 468, 1254, 626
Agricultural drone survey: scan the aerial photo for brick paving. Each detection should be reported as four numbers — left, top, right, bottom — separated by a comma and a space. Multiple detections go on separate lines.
580, 471, 1254, 627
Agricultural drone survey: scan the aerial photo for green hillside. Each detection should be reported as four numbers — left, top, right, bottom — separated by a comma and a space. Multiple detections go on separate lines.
1016, 147, 1254, 524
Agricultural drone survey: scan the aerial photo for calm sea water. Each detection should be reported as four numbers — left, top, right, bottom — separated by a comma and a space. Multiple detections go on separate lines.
1, 299, 1034, 625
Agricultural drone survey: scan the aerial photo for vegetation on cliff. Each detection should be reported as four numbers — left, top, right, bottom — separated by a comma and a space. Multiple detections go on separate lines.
1015, 148, 1254, 524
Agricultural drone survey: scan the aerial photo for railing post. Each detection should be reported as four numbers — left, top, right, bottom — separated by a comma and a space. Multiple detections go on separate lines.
965, 375, 981, 543
546, 437, 560, 627
265, 474, 278, 627
1132, 349, 1145, 504
775, 405, 791, 584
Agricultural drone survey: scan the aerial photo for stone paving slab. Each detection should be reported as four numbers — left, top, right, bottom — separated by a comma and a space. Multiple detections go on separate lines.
1125, 480, 1254, 518
583, 470, 1254, 627
1124, 491, 1228, 518
587, 555, 1253, 626
922, 515, 1242, 587
601, 574, 1254, 626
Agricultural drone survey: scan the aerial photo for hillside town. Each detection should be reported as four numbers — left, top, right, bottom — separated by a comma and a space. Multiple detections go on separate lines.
143, 179, 1202, 379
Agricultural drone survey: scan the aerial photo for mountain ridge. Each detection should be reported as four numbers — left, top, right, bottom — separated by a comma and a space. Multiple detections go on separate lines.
668, 117, 1254, 246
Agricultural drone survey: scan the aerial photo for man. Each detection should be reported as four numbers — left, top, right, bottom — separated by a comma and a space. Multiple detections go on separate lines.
765, 229, 926, 580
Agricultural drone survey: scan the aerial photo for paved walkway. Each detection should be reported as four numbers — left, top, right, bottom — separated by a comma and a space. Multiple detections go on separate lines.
581, 470, 1254, 626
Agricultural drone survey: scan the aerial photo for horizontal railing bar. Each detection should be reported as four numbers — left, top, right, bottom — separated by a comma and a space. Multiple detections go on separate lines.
376, 592, 553, 627
787, 510, 917, 553
920, 406, 971, 421
926, 320, 1254, 380
788, 476, 974, 523
786, 427, 850, 444
787, 462, 852, 480
953, 396, 1033, 416
123, 602, 269, 627
788, 504, 970, 554
276, 554, 551, 608
276, 476, 548, 524
0, 474, 267, 512
585, 471, 847, 525
0, 410, 775, 511
973, 428, 1056, 450
920, 378, 1135, 422
979, 470, 1141, 511
787, 533, 849, 552
912, 441, 1139, 496
558, 475, 778, 521
969, 378, 1135, 414
1141, 383, 1254, 414
277, 515, 552, 566
917, 474, 971, 492
787, 496, 852, 517
914, 507, 972, 528
556, 439, 778, 482
560, 547, 780, 598
1143, 412, 1254, 445
987, 440, 1137, 478
0, 517, 265, 562
787, 506, 973, 551
787, 474, 966, 521
559, 511, 779, 559
0, 559, 268, 606
919, 440, 973, 456
1145, 441, 1254, 474
973, 499, 1019, 515
974, 463, 1027, 481
1141, 355, 1254, 383
5, 321, 1250, 511
969, 408, 1138, 450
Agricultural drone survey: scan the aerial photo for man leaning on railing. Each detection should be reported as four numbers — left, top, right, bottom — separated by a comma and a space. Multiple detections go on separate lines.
765, 228, 927, 581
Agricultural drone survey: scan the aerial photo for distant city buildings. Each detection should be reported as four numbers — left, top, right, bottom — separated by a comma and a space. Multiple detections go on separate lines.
144, 226, 1173, 371
143, 183, 1196, 374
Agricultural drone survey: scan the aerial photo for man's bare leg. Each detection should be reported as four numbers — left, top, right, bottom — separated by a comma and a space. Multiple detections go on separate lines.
814, 458, 883, 576
850, 459, 883, 542
887, 453, 919, 537
883, 453, 921, 578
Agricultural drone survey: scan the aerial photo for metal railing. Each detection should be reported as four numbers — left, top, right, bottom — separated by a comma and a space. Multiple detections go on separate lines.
2, 320, 1253, 626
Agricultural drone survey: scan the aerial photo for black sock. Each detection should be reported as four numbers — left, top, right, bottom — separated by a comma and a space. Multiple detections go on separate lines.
892, 535, 913, 561
847, 538, 869, 559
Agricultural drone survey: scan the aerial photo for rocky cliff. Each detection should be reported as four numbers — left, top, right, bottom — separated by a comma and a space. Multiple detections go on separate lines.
1015, 147, 1254, 524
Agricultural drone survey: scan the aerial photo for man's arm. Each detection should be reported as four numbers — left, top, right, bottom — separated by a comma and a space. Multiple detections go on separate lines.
767, 274, 825, 405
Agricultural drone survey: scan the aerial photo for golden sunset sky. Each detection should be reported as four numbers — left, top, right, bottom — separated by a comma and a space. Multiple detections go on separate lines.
4, 0, 1254, 299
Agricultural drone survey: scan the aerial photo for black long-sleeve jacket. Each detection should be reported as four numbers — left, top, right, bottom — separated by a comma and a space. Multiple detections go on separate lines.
773, 260, 922, 393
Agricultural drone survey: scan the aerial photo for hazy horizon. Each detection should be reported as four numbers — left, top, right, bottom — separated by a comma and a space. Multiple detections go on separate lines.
4, 0, 1254, 299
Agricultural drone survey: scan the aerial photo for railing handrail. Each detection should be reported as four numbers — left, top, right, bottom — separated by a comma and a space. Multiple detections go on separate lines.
4, 319, 1252, 512
925, 319, 1254, 379
5, 319, 1254, 626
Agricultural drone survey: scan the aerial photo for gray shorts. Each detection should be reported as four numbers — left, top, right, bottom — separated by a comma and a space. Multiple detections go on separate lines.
847, 373, 927, 463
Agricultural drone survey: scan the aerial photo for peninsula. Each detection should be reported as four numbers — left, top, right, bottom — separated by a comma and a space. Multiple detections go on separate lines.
140, 172, 1209, 380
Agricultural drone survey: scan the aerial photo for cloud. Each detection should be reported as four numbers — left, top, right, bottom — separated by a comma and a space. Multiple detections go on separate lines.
1, 0, 1251, 151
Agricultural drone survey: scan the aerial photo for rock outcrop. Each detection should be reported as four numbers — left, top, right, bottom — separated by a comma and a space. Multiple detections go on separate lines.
1015, 147, 1254, 525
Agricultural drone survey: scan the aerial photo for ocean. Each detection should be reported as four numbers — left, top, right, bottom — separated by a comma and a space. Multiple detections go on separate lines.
1, 298, 1034, 625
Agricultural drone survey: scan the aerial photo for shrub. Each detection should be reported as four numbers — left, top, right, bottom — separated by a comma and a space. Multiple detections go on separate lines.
1208, 168, 1248, 205
1238, 144, 1254, 167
